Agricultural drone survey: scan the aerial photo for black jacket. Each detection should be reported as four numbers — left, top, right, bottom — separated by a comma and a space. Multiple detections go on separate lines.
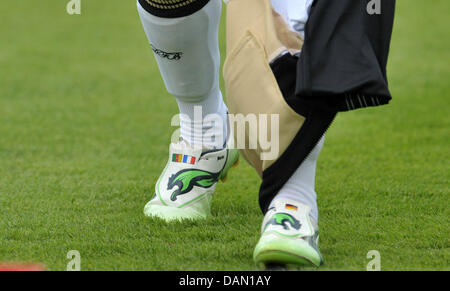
296, 0, 396, 112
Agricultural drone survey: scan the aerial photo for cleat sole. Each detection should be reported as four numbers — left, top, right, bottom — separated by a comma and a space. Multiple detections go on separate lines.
144, 203, 209, 222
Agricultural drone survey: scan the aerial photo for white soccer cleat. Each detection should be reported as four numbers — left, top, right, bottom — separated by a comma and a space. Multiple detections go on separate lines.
253, 199, 324, 269
144, 141, 239, 221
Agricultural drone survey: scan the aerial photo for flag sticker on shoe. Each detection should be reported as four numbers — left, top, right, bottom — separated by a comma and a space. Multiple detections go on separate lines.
285, 204, 298, 211
172, 154, 196, 165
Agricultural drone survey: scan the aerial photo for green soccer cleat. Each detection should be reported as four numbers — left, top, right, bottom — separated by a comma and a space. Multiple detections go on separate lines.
253, 199, 324, 269
144, 141, 239, 222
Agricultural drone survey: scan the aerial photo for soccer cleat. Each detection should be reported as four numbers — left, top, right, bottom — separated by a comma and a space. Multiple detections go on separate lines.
253, 199, 324, 269
144, 141, 239, 221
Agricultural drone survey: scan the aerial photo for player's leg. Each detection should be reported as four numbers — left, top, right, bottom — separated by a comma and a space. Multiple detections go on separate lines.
226, 0, 395, 270
254, 137, 325, 269
137, 0, 238, 221
137, 0, 227, 149
253, 0, 324, 269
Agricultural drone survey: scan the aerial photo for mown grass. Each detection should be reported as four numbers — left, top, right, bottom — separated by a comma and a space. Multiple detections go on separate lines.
0, 0, 448, 270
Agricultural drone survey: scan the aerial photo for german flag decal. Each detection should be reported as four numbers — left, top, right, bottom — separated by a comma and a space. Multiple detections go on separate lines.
285, 204, 298, 211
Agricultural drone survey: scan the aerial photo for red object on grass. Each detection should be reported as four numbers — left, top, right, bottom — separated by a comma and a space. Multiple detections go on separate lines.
0, 263, 46, 271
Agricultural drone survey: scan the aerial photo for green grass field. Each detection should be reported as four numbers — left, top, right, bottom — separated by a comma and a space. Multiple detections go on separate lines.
0, 0, 448, 271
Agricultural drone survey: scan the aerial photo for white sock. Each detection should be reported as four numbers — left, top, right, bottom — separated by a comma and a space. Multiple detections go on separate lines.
271, 0, 314, 37
270, 136, 325, 223
137, 0, 227, 149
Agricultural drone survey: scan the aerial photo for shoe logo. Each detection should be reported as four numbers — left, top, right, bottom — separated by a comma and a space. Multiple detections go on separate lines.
168, 169, 220, 201
265, 213, 302, 231
150, 44, 183, 60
